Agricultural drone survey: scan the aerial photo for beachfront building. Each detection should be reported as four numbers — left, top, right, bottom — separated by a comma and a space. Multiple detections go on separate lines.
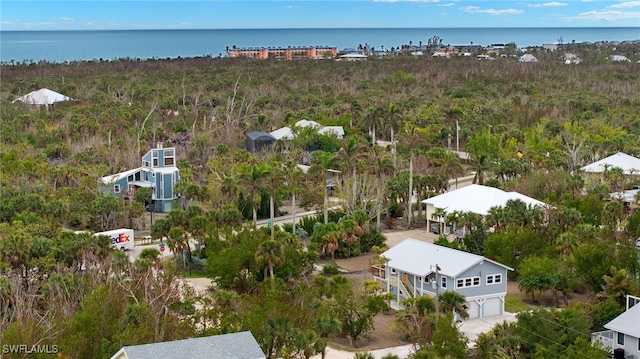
227, 46, 337, 60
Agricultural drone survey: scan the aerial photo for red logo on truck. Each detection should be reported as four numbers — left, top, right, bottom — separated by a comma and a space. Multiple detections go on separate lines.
112, 233, 130, 244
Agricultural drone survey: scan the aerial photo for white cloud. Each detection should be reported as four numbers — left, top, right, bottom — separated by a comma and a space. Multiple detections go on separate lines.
460, 6, 524, 15
528, 2, 568, 7
438, 3, 455, 6
575, 9, 640, 20
608, 1, 640, 9
24, 22, 55, 27
58, 17, 74, 22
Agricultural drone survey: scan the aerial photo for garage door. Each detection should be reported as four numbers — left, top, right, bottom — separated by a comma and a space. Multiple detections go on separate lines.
466, 300, 481, 319
483, 297, 502, 317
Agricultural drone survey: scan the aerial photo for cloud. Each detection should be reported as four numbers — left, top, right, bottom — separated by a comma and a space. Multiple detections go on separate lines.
438, 3, 455, 6
460, 6, 524, 15
608, 1, 640, 9
58, 17, 74, 22
528, 2, 568, 7
575, 9, 640, 20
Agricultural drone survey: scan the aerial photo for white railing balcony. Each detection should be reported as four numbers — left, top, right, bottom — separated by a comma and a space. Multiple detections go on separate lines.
591, 330, 614, 353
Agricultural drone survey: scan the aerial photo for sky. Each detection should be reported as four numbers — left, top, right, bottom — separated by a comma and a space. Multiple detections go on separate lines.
1, 0, 639, 30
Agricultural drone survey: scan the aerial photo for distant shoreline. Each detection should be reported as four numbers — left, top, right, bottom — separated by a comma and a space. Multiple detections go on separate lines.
2, 27, 638, 63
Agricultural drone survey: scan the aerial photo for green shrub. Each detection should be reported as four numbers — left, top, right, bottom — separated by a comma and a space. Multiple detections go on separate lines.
322, 263, 340, 274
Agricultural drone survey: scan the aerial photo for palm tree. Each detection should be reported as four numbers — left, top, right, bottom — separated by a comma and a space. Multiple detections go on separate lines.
167, 227, 188, 268
322, 231, 340, 260
427, 147, 464, 189
364, 106, 383, 145
370, 146, 394, 228
339, 216, 363, 257
310, 151, 338, 224
470, 152, 493, 186
283, 158, 304, 234
338, 136, 368, 206
396, 124, 429, 228
264, 160, 286, 239
238, 162, 270, 226
255, 239, 284, 287
431, 207, 447, 234
438, 290, 470, 320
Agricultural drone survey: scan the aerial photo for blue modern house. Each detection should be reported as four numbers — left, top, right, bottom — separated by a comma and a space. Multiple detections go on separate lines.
101, 143, 180, 213
372, 238, 513, 318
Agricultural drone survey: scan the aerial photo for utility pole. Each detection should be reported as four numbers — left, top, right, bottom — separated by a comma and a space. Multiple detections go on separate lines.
434, 264, 441, 328
408, 153, 413, 229
456, 120, 460, 153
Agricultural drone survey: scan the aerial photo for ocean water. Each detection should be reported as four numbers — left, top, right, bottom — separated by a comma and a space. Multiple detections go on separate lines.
1, 27, 639, 63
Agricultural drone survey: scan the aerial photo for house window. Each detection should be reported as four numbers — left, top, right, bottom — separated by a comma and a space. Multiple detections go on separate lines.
441, 277, 447, 289
637, 337, 640, 351
391, 268, 397, 275
417, 276, 422, 282
456, 276, 481, 288
127, 175, 133, 182
153, 151, 159, 167
114, 184, 121, 194
617, 332, 624, 345
164, 149, 175, 166
143, 161, 151, 168
487, 274, 502, 285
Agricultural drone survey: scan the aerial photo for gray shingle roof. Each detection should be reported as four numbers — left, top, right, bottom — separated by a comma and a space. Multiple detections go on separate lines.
605, 304, 640, 338
112, 331, 265, 359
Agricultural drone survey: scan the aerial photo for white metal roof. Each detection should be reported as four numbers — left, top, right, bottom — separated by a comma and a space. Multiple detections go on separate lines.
269, 126, 294, 140
580, 152, 640, 175
101, 168, 141, 185
605, 303, 640, 338
318, 126, 345, 138
421, 184, 546, 216
380, 238, 512, 277
13, 88, 72, 105
296, 164, 340, 174
295, 119, 322, 129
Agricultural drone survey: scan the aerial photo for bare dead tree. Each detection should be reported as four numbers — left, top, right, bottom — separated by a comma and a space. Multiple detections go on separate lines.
137, 98, 158, 155
222, 74, 258, 143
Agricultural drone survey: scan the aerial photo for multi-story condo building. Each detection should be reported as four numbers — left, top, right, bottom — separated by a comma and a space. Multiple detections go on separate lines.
227, 46, 337, 60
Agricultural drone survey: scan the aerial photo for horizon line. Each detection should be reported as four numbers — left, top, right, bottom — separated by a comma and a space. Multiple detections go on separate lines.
3, 25, 640, 32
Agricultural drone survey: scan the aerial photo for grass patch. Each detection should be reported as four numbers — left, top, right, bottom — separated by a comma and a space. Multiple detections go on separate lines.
505, 292, 536, 313
180, 269, 208, 278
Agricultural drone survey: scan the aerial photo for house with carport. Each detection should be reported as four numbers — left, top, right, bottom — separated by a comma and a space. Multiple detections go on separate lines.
372, 238, 513, 318
421, 184, 547, 235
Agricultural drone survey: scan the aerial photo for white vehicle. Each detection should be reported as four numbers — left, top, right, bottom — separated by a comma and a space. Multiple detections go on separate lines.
94, 228, 135, 251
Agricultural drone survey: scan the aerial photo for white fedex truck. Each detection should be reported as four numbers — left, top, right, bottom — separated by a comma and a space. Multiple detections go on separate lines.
94, 228, 135, 251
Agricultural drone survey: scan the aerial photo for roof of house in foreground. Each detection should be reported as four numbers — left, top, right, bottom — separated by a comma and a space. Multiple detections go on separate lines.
111, 331, 265, 359
380, 238, 513, 277
580, 152, 640, 175
421, 184, 546, 216
604, 303, 640, 338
